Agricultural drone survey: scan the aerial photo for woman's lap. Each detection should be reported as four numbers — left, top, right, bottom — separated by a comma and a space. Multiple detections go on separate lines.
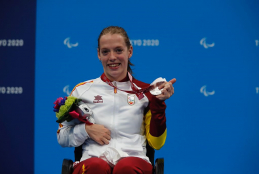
73, 157, 152, 174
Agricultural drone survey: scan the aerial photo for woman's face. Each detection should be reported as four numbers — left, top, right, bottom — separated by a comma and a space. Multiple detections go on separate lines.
98, 33, 133, 81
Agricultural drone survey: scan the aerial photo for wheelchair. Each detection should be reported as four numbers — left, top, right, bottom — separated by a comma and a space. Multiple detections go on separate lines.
61, 142, 164, 174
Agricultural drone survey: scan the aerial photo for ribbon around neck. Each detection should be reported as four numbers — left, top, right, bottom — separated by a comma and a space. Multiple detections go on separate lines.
101, 72, 164, 100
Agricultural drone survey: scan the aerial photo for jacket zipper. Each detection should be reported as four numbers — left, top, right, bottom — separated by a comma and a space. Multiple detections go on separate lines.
113, 82, 117, 148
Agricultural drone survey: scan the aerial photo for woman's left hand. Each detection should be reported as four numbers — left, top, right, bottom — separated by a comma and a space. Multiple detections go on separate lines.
156, 78, 176, 101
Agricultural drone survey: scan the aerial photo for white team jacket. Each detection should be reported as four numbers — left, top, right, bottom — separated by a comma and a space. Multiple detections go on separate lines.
57, 77, 151, 163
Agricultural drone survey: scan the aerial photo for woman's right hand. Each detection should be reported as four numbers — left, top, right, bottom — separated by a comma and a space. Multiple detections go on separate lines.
85, 124, 111, 145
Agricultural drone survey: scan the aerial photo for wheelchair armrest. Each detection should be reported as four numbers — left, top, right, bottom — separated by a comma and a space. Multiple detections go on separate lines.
155, 158, 164, 174
62, 159, 74, 174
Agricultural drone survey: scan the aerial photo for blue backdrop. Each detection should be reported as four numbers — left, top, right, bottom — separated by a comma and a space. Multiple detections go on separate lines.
1, 0, 259, 173
0, 1, 36, 173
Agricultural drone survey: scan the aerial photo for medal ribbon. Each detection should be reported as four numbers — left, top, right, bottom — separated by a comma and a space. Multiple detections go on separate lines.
101, 72, 163, 100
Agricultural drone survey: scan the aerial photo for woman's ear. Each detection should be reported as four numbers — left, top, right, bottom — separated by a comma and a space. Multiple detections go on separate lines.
128, 45, 133, 58
97, 48, 101, 60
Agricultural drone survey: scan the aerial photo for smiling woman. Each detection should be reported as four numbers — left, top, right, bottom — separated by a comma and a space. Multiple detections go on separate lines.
98, 26, 134, 75
57, 26, 176, 174
97, 31, 133, 82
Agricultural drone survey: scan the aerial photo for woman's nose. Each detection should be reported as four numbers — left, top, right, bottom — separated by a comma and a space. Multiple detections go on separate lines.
109, 51, 116, 60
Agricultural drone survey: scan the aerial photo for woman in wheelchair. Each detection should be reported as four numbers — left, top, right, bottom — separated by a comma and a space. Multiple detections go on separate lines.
57, 26, 176, 174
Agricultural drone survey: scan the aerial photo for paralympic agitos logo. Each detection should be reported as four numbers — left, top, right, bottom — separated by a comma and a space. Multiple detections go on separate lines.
200, 85, 215, 97
64, 37, 78, 48
200, 38, 215, 49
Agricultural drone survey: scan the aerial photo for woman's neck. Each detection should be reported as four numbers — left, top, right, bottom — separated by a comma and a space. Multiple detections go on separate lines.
103, 72, 129, 82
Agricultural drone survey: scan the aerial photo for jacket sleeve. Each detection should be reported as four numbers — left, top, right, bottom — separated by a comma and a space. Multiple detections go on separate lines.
56, 84, 89, 147
144, 95, 167, 150
57, 120, 89, 147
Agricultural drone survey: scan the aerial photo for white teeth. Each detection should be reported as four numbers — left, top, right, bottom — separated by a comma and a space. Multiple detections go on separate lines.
109, 64, 119, 67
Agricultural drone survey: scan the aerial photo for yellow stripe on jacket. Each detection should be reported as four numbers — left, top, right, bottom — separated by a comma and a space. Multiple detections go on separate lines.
145, 110, 167, 150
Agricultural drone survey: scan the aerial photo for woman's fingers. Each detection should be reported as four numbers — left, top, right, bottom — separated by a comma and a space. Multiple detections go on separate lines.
156, 78, 176, 100
85, 124, 111, 145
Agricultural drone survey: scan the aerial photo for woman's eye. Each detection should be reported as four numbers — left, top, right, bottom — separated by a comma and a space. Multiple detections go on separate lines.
102, 50, 109, 55
116, 49, 123, 53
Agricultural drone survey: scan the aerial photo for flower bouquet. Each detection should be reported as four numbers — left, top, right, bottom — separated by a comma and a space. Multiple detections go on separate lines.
53, 96, 94, 125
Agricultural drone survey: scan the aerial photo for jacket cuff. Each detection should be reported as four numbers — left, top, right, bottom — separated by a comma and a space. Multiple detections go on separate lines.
74, 123, 89, 141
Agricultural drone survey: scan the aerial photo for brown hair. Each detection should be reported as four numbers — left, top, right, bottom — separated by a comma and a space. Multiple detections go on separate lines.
98, 26, 134, 74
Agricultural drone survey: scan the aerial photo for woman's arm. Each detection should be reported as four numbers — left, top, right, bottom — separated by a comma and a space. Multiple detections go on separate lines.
145, 98, 167, 150
57, 120, 89, 147
145, 78, 176, 149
